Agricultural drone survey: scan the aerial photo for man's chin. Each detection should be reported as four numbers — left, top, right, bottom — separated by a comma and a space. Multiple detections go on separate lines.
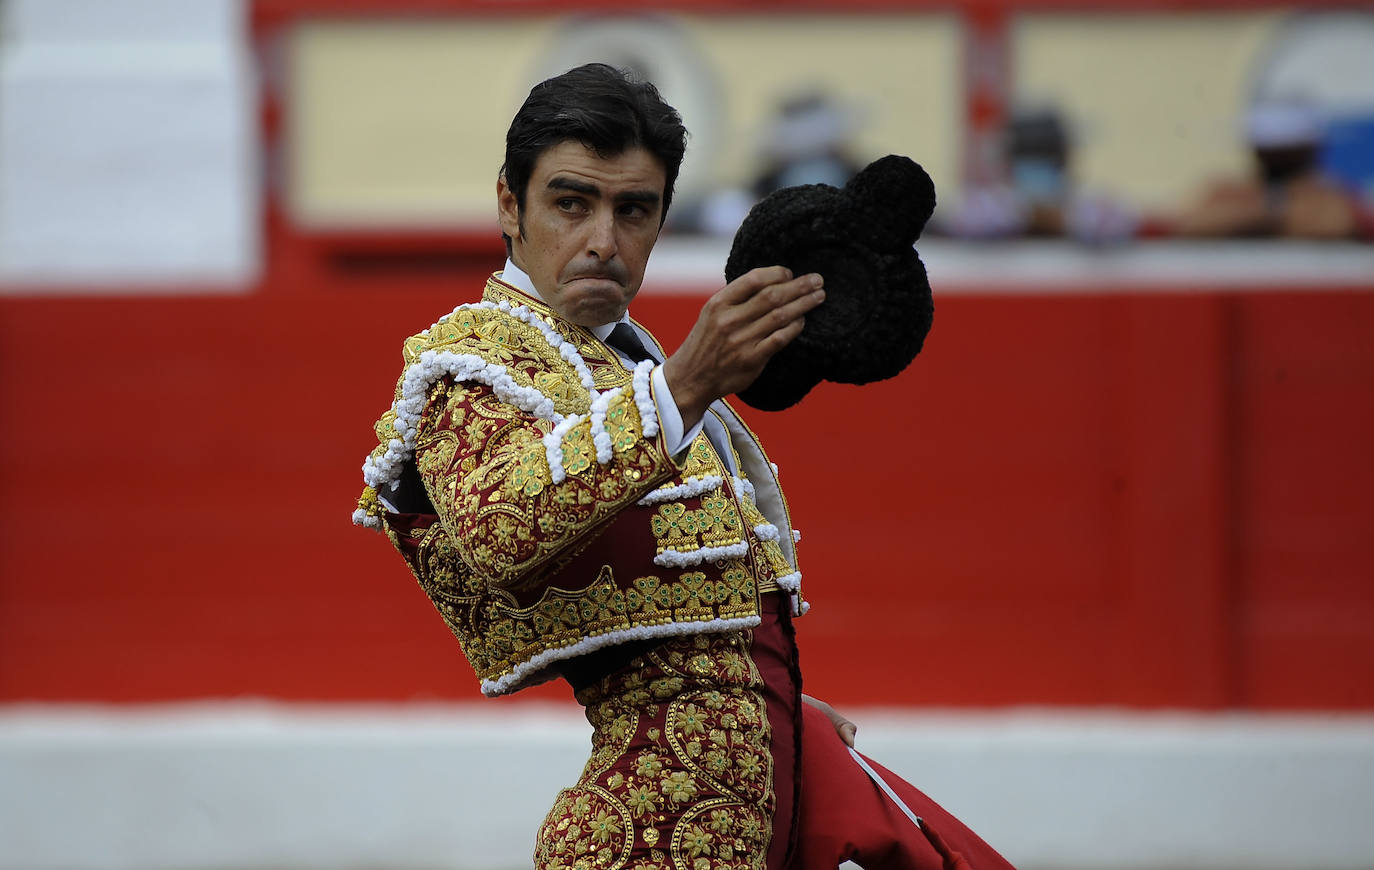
569, 307, 627, 328
562, 280, 634, 326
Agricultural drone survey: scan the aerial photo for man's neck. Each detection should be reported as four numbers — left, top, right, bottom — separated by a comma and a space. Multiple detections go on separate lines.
499, 257, 539, 300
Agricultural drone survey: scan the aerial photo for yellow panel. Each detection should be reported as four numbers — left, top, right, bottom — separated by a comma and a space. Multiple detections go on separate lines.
1015, 12, 1285, 212
289, 18, 557, 225
288, 13, 960, 227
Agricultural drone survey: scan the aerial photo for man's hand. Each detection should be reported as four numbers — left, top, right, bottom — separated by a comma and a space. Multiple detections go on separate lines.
662, 266, 825, 428
802, 693, 857, 747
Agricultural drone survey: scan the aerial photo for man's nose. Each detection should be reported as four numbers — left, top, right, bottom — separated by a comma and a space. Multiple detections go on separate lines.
585, 210, 618, 261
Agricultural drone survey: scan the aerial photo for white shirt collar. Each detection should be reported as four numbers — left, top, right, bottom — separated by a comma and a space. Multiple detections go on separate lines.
500, 258, 626, 341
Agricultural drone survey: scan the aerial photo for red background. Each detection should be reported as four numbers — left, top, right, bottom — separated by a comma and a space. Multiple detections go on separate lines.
3, 266, 1371, 710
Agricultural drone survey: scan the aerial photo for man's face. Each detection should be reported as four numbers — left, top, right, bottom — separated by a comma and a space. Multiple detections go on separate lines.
498, 141, 667, 328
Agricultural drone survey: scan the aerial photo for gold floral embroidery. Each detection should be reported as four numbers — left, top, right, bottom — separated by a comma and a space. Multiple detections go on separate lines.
537, 785, 635, 868
580, 582, 628, 623
605, 402, 641, 454
534, 370, 583, 406
506, 449, 550, 497
717, 568, 755, 610
474, 317, 522, 356
561, 426, 596, 477
625, 577, 673, 621
536, 631, 773, 869
693, 493, 742, 548
681, 436, 718, 480
651, 503, 698, 554
421, 380, 672, 590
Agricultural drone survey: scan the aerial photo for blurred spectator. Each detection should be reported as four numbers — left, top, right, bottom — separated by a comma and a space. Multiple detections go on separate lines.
751, 91, 866, 197
942, 107, 1139, 244
1172, 100, 1372, 240
693, 90, 865, 236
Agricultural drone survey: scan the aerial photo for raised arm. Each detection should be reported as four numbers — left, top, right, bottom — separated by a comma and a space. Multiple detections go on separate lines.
663, 266, 825, 429
411, 367, 678, 589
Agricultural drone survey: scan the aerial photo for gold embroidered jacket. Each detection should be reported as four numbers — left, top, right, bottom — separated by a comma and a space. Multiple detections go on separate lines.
355, 275, 804, 696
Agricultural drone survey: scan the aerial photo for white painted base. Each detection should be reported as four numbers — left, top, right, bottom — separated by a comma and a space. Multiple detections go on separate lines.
2, 703, 1373, 869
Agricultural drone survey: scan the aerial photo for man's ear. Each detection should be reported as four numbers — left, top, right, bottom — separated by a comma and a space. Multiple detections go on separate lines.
497, 175, 522, 241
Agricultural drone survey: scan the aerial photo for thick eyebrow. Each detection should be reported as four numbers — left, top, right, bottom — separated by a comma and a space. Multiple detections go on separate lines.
547, 177, 600, 197
547, 176, 661, 208
616, 189, 662, 208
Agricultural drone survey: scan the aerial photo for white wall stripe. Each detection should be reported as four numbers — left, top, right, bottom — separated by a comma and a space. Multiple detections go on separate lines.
641, 238, 1374, 295
3, 704, 1372, 870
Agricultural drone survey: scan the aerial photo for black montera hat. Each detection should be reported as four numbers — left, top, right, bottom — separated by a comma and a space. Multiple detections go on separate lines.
725, 154, 937, 411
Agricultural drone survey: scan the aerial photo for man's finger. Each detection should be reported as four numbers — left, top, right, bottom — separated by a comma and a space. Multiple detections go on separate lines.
742, 281, 825, 350
840, 722, 857, 748
717, 265, 795, 304
739, 272, 823, 316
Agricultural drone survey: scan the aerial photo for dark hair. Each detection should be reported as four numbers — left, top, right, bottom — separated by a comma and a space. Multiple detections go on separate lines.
501, 63, 688, 248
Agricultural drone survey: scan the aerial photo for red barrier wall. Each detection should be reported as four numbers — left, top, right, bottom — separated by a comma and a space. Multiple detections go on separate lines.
2, 274, 1372, 709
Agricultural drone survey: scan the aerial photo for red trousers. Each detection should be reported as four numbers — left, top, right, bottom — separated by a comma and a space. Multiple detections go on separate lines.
753, 594, 1017, 870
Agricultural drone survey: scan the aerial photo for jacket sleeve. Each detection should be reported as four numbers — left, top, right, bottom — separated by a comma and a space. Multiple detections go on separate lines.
413, 373, 680, 589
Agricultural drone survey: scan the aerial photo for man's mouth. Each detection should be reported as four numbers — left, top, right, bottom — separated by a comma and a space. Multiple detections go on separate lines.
568, 273, 622, 287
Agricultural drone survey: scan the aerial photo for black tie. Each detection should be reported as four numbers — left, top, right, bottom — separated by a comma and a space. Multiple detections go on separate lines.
607, 323, 656, 364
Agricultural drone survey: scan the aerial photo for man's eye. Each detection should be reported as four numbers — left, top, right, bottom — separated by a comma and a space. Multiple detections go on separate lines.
619, 203, 648, 218
557, 198, 584, 212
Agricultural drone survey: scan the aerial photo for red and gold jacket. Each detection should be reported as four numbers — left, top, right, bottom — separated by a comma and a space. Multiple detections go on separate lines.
354, 275, 804, 696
